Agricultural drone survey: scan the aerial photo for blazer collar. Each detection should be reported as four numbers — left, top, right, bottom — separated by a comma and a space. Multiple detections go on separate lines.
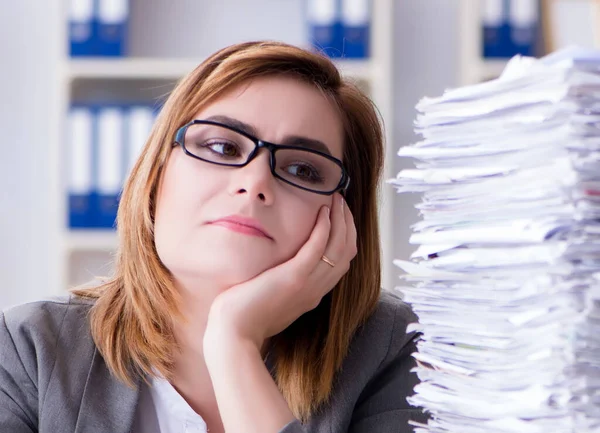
74, 347, 141, 433
72, 343, 276, 433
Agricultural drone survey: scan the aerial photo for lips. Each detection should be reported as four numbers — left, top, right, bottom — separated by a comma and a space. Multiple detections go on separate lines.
209, 215, 272, 240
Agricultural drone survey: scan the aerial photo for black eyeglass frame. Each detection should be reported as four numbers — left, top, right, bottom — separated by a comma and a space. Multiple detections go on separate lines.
173, 119, 351, 196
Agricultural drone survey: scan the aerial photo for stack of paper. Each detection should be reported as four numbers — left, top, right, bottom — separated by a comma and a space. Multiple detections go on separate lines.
390, 47, 600, 433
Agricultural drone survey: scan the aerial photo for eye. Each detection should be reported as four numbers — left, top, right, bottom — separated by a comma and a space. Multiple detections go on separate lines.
284, 162, 324, 184
202, 140, 241, 158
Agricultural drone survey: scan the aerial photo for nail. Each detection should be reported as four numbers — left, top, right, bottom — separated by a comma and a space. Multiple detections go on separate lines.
340, 195, 345, 211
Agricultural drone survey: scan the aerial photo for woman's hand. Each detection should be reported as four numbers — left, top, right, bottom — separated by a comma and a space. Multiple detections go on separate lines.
204, 193, 357, 351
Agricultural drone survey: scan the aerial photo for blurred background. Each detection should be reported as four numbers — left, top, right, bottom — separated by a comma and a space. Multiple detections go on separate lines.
1, 0, 598, 310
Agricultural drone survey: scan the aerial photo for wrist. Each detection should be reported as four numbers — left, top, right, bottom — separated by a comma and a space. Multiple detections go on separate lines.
205, 296, 264, 351
203, 324, 260, 368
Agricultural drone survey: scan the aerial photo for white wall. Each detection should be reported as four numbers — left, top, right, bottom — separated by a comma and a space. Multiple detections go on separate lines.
0, 0, 462, 310
0, 2, 62, 309
392, 1, 461, 267
128, 0, 307, 57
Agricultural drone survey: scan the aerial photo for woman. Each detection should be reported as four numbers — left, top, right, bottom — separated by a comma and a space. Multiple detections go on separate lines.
0, 41, 425, 432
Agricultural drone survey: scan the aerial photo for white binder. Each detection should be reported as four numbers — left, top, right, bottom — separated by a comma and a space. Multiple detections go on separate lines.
126, 106, 154, 175
96, 106, 124, 197
68, 106, 93, 227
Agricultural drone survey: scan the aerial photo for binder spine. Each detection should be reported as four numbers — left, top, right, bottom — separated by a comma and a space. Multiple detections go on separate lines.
69, 0, 95, 56
482, 0, 507, 58
126, 105, 155, 177
96, 0, 129, 56
340, 0, 370, 58
508, 0, 539, 57
95, 105, 125, 229
68, 106, 94, 228
307, 0, 342, 58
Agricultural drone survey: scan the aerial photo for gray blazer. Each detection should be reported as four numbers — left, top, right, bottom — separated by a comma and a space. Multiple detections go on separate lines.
0, 290, 427, 433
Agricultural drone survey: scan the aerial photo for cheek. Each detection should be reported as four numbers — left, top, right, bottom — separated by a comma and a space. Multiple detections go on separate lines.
278, 199, 329, 259
156, 154, 222, 224
156, 174, 198, 231
153, 159, 219, 261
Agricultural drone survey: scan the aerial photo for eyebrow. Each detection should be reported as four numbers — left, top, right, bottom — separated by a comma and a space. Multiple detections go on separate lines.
203, 114, 333, 156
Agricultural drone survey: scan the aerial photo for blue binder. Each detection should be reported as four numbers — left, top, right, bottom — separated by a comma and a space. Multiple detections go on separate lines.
307, 0, 342, 58
69, 0, 95, 56
508, 0, 539, 57
94, 105, 126, 229
481, 0, 506, 58
340, 0, 370, 58
68, 105, 94, 228
95, 0, 129, 56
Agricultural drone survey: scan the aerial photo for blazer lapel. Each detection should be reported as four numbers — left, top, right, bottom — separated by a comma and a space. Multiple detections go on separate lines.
74, 347, 141, 433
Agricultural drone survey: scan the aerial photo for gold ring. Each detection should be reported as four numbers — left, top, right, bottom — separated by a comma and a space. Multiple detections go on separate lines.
321, 255, 335, 268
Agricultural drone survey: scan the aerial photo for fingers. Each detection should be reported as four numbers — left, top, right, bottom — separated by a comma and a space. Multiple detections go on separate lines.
324, 193, 348, 265
290, 204, 331, 275
275, 195, 356, 313
344, 196, 358, 260
275, 193, 356, 290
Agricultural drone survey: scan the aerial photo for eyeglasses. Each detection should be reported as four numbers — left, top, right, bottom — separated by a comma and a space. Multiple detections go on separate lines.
173, 120, 350, 195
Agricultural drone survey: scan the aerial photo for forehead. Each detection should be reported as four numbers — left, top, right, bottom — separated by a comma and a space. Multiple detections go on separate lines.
192, 75, 344, 159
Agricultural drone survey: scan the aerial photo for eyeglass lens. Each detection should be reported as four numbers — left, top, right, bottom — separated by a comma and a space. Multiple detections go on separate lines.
183, 124, 343, 193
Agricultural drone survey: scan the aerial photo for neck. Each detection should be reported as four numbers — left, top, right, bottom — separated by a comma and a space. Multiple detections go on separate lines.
166, 276, 271, 430
170, 274, 220, 381
169, 276, 271, 389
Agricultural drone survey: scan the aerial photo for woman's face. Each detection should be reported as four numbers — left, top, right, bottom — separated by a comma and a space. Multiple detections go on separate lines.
154, 75, 344, 289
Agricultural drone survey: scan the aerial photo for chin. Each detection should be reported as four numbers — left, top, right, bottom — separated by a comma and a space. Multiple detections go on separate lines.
158, 229, 277, 279
167, 249, 271, 283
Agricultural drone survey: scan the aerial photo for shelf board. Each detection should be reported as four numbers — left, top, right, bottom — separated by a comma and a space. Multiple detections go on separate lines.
335, 59, 374, 81
68, 58, 200, 80
478, 59, 508, 81
67, 230, 118, 251
67, 57, 374, 81
461, 58, 509, 85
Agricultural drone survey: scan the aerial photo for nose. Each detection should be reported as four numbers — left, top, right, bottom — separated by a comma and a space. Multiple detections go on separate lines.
229, 148, 275, 204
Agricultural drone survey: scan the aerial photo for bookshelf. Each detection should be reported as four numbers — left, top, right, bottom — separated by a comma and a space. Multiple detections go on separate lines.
55, 0, 396, 293
68, 57, 376, 82
67, 231, 119, 251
